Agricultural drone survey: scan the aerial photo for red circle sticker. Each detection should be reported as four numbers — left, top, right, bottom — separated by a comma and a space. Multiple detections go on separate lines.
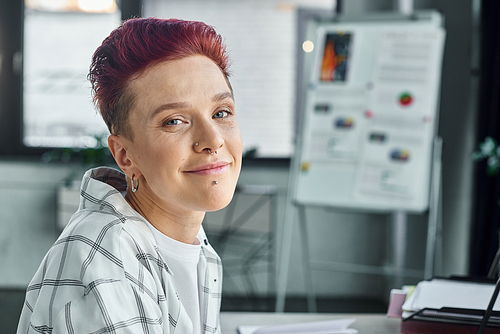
399, 92, 413, 107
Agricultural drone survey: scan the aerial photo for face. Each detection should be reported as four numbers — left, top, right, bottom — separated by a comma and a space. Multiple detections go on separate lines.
113, 55, 242, 214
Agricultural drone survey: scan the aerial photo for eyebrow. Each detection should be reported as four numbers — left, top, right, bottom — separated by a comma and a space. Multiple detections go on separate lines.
213, 91, 234, 103
151, 91, 234, 119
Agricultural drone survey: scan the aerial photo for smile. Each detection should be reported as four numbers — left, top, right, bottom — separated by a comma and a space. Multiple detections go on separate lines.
185, 162, 229, 175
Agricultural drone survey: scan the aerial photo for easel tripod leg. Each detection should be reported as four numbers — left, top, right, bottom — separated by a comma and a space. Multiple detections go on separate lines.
298, 205, 317, 312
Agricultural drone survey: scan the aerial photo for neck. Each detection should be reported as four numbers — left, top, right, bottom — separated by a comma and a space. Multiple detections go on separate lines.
125, 187, 205, 244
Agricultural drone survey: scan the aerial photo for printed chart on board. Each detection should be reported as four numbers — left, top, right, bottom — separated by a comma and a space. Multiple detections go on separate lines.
294, 14, 446, 212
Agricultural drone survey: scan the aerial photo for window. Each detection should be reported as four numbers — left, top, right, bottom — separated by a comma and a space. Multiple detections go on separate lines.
23, 0, 119, 149
0, 1, 23, 156
0, 0, 333, 159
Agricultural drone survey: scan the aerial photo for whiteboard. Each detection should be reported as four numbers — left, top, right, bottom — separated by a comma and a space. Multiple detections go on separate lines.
294, 12, 446, 213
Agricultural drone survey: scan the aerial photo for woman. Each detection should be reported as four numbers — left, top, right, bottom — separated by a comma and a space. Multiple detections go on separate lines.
17, 18, 242, 334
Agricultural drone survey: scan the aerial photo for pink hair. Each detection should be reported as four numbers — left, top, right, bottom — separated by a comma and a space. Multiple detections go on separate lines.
89, 18, 231, 138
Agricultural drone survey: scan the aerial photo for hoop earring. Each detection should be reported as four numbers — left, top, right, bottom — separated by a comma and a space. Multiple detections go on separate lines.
131, 174, 139, 193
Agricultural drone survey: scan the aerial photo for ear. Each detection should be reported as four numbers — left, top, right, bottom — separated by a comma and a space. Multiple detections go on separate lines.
108, 134, 142, 178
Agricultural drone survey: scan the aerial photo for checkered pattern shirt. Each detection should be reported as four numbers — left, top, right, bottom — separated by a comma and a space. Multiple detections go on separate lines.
17, 167, 223, 334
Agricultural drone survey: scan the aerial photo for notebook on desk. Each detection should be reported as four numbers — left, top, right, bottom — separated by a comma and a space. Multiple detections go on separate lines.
402, 278, 500, 316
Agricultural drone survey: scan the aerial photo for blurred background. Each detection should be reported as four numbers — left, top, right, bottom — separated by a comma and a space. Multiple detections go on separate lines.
1, 0, 497, 332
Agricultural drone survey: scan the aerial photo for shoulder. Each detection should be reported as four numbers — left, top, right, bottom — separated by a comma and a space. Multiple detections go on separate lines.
52, 207, 162, 283
18, 211, 174, 333
17, 168, 185, 333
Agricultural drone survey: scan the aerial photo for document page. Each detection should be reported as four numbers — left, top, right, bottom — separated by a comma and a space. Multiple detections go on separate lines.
237, 318, 357, 334
402, 279, 500, 314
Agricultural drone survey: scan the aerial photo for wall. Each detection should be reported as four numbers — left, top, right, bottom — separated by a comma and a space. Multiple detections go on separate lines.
0, 161, 73, 287
414, 0, 476, 275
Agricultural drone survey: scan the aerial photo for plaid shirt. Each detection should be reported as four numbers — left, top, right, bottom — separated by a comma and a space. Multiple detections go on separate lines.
17, 167, 223, 334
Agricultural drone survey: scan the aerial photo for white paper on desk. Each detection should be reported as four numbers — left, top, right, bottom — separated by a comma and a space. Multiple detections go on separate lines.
237, 318, 357, 334
402, 279, 500, 313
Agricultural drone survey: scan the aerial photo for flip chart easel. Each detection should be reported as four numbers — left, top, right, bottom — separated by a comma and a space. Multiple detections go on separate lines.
275, 10, 446, 312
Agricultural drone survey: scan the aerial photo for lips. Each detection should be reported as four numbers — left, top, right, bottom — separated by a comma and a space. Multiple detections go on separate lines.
185, 162, 229, 175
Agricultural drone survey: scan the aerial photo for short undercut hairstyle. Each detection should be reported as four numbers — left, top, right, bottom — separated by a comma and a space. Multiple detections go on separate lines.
88, 18, 231, 139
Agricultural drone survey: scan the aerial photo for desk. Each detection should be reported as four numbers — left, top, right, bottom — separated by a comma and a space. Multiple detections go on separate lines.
220, 312, 401, 334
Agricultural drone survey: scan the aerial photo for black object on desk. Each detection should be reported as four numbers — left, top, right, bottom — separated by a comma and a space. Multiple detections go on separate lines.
401, 307, 500, 334
477, 276, 500, 334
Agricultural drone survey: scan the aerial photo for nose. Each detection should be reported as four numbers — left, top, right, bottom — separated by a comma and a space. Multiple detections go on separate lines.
193, 118, 224, 155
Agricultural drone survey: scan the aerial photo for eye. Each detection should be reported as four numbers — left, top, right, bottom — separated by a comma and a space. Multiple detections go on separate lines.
164, 119, 183, 126
213, 110, 229, 119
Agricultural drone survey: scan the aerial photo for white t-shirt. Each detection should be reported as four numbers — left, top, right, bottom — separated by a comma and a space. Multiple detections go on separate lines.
142, 219, 203, 334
